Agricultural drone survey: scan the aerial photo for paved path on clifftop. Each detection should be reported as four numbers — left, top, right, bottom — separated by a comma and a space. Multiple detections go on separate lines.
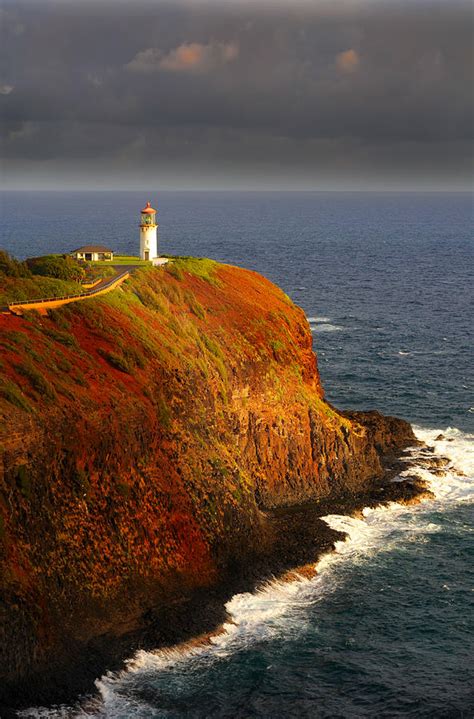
4, 266, 135, 315
88, 264, 141, 291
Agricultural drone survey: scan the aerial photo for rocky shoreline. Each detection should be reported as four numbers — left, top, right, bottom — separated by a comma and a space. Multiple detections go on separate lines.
2, 435, 446, 717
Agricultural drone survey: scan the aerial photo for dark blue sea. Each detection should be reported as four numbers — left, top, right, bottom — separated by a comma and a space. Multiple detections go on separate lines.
1, 191, 473, 718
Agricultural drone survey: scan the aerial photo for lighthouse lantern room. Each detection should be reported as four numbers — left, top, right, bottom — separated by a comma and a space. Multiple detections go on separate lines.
139, 201, 158, 261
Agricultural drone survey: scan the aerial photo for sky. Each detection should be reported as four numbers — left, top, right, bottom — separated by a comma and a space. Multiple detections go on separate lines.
1, 0, 473, 190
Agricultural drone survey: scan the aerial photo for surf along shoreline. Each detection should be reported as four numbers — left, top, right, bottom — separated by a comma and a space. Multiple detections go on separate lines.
5, 432, 447, 718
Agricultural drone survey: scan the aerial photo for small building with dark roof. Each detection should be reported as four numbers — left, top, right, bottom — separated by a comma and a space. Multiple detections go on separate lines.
71, 245, 114, 262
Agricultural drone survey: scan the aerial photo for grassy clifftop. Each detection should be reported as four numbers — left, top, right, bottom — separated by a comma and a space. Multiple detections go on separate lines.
0, 256, 322, 420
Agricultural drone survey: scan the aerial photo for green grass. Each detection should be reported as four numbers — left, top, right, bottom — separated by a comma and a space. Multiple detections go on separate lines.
47, 308, 72, 330
91, 256, 150, 267
165, 257, 221, 286
97, 348, 133, 374
97, 345, 146, 374
183, 289, 206, 319
0, 377, 33, 412
270, 339, 285, 353
200, 333, 228, 385
156, 395, 171, 429
84, 265, 117, 280
42, 327, 78, 348
1, 331, 33, 350
16, 362, 57, 401
0, 275, 84, 305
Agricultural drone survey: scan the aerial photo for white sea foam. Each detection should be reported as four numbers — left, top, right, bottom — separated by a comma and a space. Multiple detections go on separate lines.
20, 426, 473, 719
311, 324, 343, 333
306, 316, 343, 331
322, 426, 473, 558
408, 425, 474, 500
307, 316, 331, 324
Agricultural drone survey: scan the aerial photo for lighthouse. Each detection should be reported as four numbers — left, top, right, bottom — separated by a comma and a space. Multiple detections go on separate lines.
139, 201, 158, 261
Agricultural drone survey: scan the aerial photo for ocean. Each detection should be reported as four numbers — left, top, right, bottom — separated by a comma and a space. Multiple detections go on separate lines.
1, 191, 473, 718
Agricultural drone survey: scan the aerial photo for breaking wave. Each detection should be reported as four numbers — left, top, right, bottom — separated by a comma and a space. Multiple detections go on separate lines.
311, 324, 343, 333
306, 316, 343, 332
307, 316, 331, 324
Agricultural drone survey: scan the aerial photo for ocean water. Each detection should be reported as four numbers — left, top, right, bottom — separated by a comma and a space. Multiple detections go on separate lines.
1, 191, 473, 718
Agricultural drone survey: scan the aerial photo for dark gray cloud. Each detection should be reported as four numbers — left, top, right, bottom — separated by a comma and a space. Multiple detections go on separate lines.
1, 0, 472, 189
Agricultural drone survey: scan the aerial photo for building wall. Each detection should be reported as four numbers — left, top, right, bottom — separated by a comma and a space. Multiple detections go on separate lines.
73, 252, 113, 261
139, 225, 158, 260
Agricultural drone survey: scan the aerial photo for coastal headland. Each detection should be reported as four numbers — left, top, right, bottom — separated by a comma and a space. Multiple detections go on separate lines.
0, 257, 433, 713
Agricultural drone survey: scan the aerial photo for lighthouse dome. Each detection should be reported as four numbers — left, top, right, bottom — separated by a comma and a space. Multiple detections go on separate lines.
141, 201, 157, 214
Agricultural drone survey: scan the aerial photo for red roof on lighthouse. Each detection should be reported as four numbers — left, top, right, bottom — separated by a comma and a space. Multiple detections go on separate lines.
141, 201, 157, 214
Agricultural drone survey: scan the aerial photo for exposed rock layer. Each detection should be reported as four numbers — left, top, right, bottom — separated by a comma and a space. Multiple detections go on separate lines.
0, 260, 419, 710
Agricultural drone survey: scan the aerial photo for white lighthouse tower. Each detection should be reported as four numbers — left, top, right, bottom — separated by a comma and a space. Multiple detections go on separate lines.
139, 201, 158, 261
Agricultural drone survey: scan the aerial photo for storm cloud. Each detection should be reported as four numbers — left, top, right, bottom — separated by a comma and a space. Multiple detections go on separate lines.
1, 0, 472, 189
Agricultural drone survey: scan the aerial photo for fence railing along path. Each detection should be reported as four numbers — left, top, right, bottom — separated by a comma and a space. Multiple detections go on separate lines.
6, 269, 131, 315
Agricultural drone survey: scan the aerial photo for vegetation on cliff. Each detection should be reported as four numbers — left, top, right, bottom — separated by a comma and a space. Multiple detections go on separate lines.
0, 251, 87, 305
0, 256, 416, 707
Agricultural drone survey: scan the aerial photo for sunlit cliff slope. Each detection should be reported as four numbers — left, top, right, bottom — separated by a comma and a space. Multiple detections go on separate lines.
0, 258, 416, 707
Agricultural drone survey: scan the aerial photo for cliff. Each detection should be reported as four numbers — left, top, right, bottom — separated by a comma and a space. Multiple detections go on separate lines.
0, 258, 418, 709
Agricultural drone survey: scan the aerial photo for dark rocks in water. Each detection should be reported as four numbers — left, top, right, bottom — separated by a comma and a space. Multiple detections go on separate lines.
414, 456, 450, 469
433, 456, 450, 467
435, 434, 445, 441
341, 409, 419, 456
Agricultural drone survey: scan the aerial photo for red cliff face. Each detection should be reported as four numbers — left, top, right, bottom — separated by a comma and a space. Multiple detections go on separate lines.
0, 259, 415, 706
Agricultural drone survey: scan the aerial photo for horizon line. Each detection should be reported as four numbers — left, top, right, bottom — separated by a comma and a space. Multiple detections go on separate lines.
1, 187, 473, 194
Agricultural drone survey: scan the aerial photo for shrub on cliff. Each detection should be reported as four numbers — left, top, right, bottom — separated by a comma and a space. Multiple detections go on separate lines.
0, 376, 33, 412
0, 274, 85, 305
27, 255, 85, 282
97, 345, 145, 374
16, 361, 57, 401
0, 250, 31, 278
